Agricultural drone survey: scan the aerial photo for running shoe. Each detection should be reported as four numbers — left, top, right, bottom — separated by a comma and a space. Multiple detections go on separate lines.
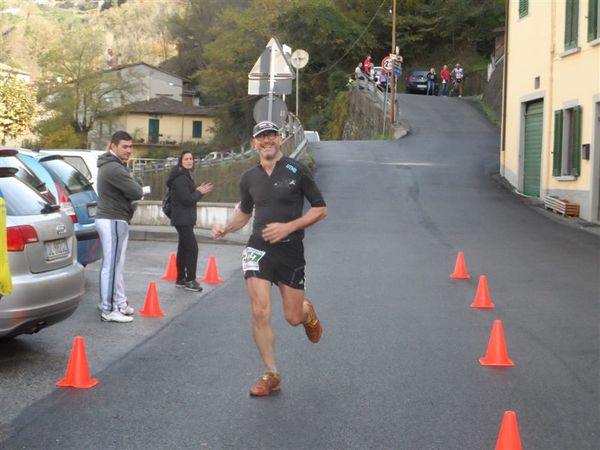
303, 299, 322, 343
118, 303, 134, 315
175, 279, 186, 288
101, 310, 133, 323
184, 280, 203, 292
249, 371, 281, 396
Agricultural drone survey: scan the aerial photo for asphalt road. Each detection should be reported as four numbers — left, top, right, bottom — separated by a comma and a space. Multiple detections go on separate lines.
2, 94, 599, 449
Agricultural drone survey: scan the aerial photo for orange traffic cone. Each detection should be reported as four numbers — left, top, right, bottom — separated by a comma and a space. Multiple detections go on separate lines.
450, 251, 470, 279
471, 275, 495, 308
480, 320, 514, 366
160, 252, 178, 281
495, 411, 523, 450
56, 336, 99, 389
139, 281, 165, 317
201, 255, 223, 284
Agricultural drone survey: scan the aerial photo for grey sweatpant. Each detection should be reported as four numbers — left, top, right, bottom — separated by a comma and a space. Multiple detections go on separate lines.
96, 218, 129, 312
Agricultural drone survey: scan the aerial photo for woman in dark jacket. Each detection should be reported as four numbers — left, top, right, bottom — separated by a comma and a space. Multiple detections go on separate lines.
166, 150, 213, 291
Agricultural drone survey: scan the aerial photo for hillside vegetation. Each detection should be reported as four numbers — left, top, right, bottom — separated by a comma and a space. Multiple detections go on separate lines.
0, 0, 504, 147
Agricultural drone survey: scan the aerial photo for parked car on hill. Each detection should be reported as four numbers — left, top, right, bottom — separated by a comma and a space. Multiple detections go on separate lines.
0, 167, 85, 339
40, 149, 104, 189
0, 149, 55, 203
406, 69, 430, 94
14, 150, 102, 266
201, 152, 225, 163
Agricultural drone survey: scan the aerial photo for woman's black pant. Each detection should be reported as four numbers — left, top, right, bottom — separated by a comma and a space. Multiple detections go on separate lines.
175, 225, 198, 282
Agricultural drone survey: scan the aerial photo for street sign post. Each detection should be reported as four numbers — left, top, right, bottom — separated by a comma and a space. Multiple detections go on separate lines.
290, 49, 309, 119
248, 37, 295, 123
381, 56, 393, 74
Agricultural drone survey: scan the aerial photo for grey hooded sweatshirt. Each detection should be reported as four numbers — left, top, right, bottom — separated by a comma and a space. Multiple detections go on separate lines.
96, 152, 143, 223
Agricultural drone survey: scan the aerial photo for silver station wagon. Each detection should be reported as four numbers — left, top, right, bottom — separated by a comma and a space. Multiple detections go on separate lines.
0, 167, 85, 339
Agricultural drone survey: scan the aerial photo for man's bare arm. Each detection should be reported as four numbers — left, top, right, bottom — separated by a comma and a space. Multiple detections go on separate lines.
261, 206, 328, 244
212, 208, 252, 240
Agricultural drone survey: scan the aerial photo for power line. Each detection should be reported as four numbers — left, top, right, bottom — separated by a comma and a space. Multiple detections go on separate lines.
307, 0, 388, 78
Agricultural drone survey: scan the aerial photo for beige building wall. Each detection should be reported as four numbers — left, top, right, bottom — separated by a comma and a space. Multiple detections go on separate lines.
502, 1, 552, 188
124, 113, 215, 144
502, 0, 600, 222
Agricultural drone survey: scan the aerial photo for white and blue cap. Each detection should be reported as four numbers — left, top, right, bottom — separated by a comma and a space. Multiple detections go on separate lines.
252, 121, 280, 137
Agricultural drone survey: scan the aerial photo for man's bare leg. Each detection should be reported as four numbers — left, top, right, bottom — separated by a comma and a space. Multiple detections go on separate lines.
280, 284, 322, 342
279, 283, 309, 326
247, 277, 276, 369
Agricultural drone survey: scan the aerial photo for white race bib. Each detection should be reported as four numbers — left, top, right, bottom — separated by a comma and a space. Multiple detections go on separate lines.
242, 247, 266, 272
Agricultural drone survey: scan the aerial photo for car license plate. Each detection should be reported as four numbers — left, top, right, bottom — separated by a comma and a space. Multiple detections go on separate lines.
418, 84, 427, 88
45, 239, 69, 260
88, 205, 96, 217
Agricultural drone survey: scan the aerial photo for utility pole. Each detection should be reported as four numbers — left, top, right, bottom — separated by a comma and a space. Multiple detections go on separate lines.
390, 0, 397, 125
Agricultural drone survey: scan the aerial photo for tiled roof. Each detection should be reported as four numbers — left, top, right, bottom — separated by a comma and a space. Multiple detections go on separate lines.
110, 97, 213, 116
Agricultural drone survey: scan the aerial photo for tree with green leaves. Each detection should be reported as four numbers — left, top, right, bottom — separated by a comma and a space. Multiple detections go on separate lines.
0, 77, 36, 145
166, 0, 504, 143
35, 19, 138, 146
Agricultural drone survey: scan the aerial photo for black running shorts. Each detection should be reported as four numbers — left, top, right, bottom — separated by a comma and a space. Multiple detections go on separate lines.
242, 236, 306, 290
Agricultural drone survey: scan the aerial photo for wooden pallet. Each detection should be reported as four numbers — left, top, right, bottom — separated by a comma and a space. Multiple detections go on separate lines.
544, 196, 580, 217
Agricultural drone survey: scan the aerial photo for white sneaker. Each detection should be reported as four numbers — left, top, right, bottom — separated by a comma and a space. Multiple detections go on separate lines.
119, 304, 135, 315
101, 310, 133, 323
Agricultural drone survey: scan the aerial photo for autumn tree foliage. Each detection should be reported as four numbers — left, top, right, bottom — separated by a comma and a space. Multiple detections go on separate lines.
0, 77, 35, 145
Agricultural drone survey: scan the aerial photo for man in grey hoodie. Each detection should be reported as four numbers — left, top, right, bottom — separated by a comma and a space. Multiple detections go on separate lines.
96, 130, 143, 323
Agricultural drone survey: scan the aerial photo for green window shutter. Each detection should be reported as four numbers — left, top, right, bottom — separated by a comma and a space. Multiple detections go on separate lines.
553, 110, 564, 176
519, 0, 528, 18
571, 106, 581, 177
565, 0, 580, 49
192, 121, 202, 138
589, 0, 599, 41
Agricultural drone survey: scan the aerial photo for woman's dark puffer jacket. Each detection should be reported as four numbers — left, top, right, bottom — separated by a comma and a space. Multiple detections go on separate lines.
166, 166, 204, 226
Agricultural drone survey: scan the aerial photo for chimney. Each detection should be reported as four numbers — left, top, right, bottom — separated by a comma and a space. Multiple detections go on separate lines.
182, 94, 193, 107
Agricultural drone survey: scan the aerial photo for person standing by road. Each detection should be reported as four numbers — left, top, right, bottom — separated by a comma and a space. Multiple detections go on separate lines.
212, 120, 327, 397
167, 150, 214, 291
451, 63, 465, 97
363, 54, 373, 79
440, 64, 450, 96
96, 131, 143, 323
354, 62, 363, 79
426, 67, 437, 96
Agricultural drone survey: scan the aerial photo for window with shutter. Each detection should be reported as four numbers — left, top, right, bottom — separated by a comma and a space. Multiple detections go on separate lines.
589, 0, 599, 41
553, 111, 563, 176
571, 106, 581, 177
192, 121, 202, 138
519, 0, 528, 18
553, 107, 582, 177
565, 0, 579, 50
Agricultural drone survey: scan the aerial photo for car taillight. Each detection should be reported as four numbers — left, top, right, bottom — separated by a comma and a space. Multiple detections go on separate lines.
7, 225, 39, 252
54, 181, 78, 223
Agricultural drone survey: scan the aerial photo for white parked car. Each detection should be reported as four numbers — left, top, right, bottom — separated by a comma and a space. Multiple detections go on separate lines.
304, 131, 321, 143
40, 149, 104, 189
201, 152, 225, 162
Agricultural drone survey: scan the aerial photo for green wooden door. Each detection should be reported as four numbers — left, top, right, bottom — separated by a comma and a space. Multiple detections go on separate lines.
148, 119, 159, 144
523, 101, 544, 197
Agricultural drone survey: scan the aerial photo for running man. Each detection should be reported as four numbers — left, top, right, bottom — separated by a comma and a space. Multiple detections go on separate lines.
450, 63, 465, 97
212, 120, 327, 396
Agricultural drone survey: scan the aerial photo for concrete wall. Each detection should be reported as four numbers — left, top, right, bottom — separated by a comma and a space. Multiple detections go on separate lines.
131, 201, 253, 236
482, 59, 504, 120
343, 81, 387, 139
